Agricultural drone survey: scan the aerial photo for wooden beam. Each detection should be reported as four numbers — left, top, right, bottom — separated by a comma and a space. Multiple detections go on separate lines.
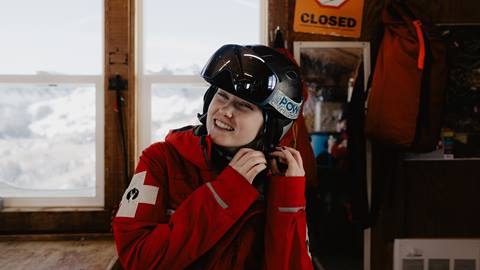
104, 0, 136, 210
0, 211, 112, 234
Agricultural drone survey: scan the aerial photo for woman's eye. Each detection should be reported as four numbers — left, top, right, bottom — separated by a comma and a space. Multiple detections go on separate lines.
237, 103, 253, 110
217, 92, 228, 99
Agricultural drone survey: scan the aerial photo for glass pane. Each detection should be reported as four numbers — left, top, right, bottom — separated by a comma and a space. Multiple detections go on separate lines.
0, 0, 102, 75
429, 259, 450, 270
403, 259, 424, 270
0, 84, 95, 197
454, 259, 476, 270
151, 84, 206, 142
144, 0, 261, 75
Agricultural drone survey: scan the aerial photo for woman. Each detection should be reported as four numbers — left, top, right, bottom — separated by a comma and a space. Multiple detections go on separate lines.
113, 44, 314, 270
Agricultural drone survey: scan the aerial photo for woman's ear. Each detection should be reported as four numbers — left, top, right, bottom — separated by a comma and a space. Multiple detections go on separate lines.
197, 112, 207, 125
198, 85, 218, 126
202, 85, 218, 114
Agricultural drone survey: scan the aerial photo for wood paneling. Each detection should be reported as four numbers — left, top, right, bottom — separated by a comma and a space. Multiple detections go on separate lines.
268, 0, 385, 48
104, 0, 136, 210
401, 160, 480, 237
267, 0, 480, 48
0, 211, 112, 234
371, 157, 480, 270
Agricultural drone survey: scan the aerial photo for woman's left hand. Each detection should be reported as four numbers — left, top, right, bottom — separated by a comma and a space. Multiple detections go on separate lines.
269, 146, 305, 177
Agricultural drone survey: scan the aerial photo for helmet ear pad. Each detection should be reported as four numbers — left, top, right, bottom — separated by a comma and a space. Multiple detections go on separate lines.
197, 85, 218, 125
262, 110, 293, 152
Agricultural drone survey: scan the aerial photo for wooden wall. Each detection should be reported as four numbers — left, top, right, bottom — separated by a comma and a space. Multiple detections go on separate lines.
104, 0, 137, 210
268, 0, 480, 48
268, 0, 384, 46
267, 1, 480, 269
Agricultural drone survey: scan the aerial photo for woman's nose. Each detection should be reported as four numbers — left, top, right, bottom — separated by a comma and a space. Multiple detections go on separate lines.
219, 103, 234, 118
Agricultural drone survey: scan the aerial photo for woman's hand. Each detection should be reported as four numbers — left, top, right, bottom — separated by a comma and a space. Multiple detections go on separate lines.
269, 146, 305, 177
229, 148, 267, 184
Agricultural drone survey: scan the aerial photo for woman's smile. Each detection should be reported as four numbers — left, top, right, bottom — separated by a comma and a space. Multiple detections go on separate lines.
214, 119, 234, 131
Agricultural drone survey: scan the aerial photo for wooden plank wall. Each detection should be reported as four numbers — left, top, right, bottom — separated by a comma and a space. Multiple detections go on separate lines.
104, 0, 137, 210
267, 0, 384, 46
371, 156, 480, 270
268, 0, 480, 47
267, 1, 480, 269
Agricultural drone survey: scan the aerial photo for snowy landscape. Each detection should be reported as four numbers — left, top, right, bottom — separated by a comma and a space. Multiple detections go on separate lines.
0, 83, 205, 198
151, 85, 204, 142
0, 85, 96, 197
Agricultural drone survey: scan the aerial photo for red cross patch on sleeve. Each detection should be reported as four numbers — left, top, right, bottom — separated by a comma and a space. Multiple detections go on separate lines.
116, 171, 159, 218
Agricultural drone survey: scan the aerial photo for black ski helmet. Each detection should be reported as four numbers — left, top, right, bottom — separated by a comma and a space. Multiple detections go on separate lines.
198, 44, 303, 151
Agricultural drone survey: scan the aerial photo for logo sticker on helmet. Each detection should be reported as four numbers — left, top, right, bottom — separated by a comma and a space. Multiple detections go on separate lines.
266, 90, 302, 119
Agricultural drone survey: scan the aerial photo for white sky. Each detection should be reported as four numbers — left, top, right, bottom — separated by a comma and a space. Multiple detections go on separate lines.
0, 0, 260, 75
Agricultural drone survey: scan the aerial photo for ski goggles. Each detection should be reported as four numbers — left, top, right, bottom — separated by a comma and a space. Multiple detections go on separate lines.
201, 45, 277, 102
201, 45, 302, 119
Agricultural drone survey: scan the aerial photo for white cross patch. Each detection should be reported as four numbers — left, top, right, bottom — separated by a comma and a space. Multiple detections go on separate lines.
116, 171, 159, 218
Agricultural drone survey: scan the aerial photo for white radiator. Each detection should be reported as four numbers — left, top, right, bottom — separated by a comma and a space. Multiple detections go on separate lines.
394, 239, 480, 270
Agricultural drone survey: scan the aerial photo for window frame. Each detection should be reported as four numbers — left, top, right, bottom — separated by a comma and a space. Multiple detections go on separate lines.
0, 74, 105, 208
0, 0, 105, 208
136, 0, 268, 152
0, 0, 112, 234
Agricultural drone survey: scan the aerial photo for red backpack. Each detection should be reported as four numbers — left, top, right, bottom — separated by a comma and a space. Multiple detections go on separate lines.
365, 2, 448, 152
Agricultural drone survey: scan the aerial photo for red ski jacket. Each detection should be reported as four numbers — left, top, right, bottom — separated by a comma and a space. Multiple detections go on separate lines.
112, 127, 314, 270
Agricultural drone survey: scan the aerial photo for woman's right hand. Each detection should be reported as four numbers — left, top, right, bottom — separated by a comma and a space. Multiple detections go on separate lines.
229, 148, 267, 184
269, 146, 305, 177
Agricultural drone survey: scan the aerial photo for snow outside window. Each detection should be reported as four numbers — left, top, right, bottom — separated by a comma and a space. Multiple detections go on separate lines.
138, 0, 266, 151
0, 0, 104, 207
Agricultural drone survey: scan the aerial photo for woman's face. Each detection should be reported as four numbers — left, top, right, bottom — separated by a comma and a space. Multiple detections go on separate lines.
206, 89, 264, 148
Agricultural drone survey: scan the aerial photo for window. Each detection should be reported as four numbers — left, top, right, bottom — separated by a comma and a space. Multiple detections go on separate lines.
138, 0, 267, 151
0, 0, 104, 208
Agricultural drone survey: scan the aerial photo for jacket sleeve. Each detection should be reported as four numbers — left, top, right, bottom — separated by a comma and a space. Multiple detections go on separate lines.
264, 176, 314, 270
112, 144, 259, 270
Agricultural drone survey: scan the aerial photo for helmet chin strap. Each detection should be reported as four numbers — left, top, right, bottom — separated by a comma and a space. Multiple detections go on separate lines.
213, 136, 264, 161
211, 136, 267, 190
204, 119, 269, 191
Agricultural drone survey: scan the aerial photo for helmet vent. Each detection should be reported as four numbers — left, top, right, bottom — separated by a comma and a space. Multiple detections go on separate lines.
286, 70, 298, 80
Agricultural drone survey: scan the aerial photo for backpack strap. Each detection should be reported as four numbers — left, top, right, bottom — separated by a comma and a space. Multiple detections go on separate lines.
390, 2, 427, 71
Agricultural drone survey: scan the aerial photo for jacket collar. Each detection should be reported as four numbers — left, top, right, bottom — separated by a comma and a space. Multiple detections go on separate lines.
164, 126, 213, 170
